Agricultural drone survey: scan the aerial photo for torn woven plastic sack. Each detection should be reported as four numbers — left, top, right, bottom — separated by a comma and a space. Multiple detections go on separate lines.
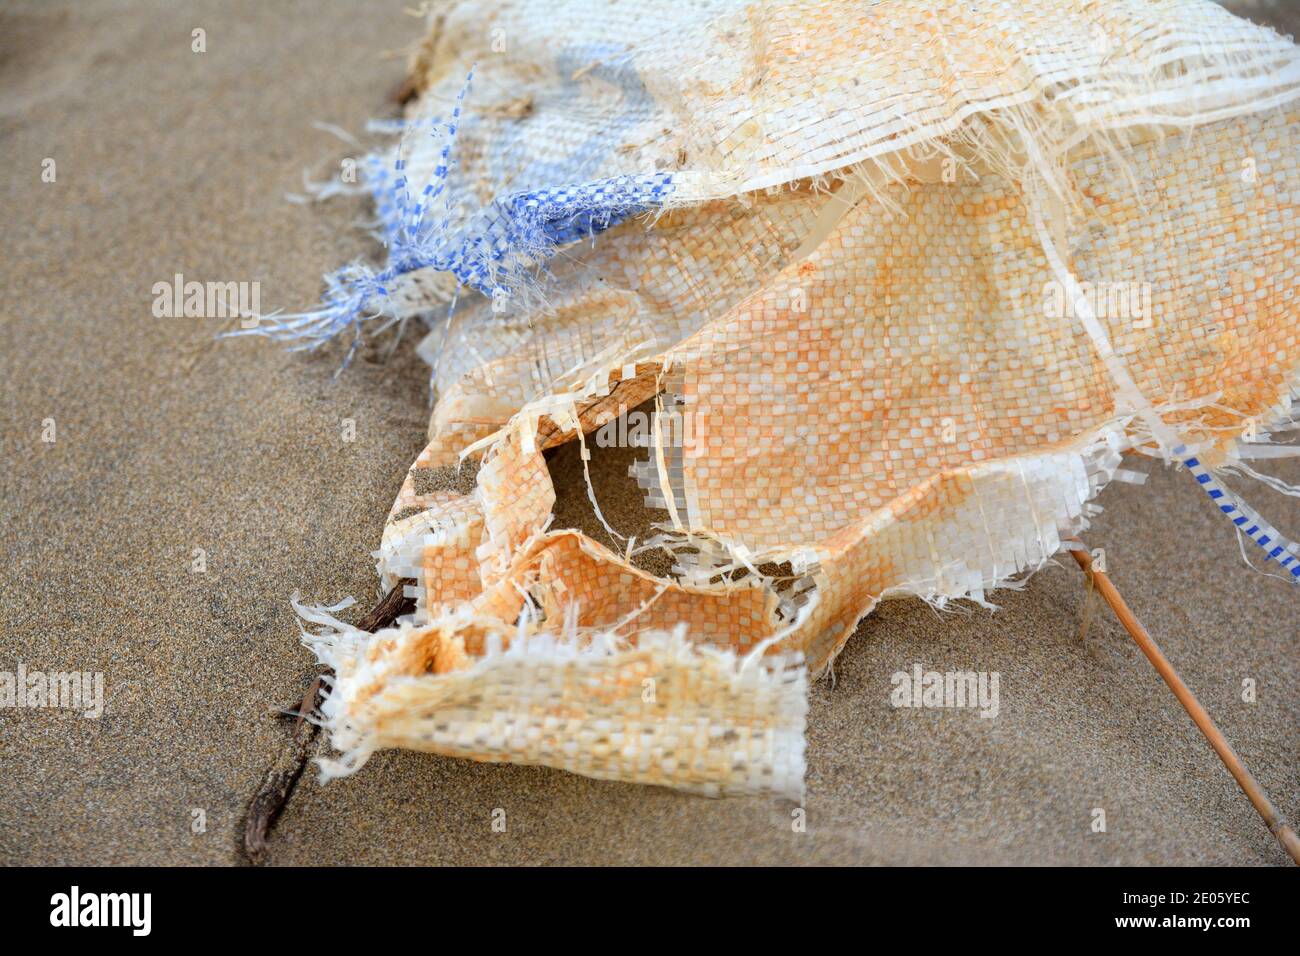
268, 0, 1300, 799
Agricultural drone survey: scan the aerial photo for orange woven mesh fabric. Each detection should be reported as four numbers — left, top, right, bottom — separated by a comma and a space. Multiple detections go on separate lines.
290, 1, 1300, 797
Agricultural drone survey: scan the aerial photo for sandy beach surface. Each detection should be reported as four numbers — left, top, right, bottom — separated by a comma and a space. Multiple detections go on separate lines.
1, 0, 1297, 866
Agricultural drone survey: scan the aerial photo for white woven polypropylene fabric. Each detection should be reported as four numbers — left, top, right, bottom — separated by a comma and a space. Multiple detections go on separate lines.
292, 1, 1300, 797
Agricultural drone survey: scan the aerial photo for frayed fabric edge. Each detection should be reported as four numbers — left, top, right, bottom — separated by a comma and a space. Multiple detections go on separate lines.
300, 612, 808, 800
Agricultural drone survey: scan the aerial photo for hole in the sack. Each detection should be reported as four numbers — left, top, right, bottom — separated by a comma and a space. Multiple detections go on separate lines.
409, 457, 481, 498
545, 395, 677, 579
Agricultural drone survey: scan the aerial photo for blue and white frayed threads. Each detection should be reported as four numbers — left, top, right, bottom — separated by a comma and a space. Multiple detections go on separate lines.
233, 69, 674, 367
1179, 445, 1300, 580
